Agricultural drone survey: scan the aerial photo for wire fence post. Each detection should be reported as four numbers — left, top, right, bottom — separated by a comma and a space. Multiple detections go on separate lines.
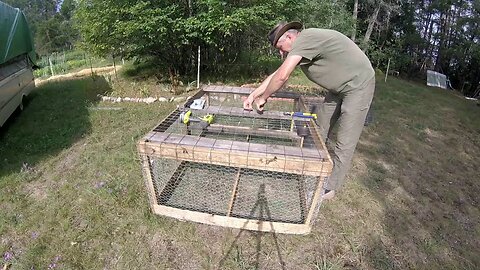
48, 55, 55, 76
112, 53, 117, 79
197, 46, 201, 89
385, 58, 391, 82
89, 54, 94, 79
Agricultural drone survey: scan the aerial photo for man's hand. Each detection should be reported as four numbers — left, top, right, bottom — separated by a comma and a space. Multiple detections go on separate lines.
255, 96, 267, 112
242, 94, 267, 113
242, 94, 255, 111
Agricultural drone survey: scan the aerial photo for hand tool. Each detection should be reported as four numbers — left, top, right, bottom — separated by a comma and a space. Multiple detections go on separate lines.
284, 111, 317, 119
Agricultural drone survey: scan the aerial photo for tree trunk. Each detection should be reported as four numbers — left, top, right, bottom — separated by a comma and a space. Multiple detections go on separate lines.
362, 5, 381, 51
421, 16, 435, 72
187, 0, 193, 16
351, 0, 358, 41
423, 12, 432, 39
434, 10, 448, 72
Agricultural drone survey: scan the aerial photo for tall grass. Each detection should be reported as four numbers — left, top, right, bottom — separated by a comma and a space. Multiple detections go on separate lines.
34, 50, 115, 79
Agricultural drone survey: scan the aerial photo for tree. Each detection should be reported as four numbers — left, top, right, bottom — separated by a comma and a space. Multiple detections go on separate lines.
352, 0, 359, 41
358, 0, 479, 96
60, 0, 76, 20
358, 0, 401, 51
74, 0, 353, 77
297, 0, 353, 33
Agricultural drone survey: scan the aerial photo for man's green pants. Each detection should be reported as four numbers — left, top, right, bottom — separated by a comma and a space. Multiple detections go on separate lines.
317, 77, 375, 191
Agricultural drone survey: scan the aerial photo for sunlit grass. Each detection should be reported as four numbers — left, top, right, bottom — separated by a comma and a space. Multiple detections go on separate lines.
0, 73, 479, 269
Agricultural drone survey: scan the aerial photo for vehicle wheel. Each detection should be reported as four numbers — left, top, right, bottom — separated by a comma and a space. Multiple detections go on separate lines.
19, 96, 24, 111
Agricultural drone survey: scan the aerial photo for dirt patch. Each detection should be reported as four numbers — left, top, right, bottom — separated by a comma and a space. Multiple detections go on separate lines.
148, 230, 204, 269
23, 180, 48, 201
22, 140, 86, 201
35, 66, 121, 86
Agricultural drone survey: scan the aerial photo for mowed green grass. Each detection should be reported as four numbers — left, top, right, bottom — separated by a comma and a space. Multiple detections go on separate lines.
0, 74, 479, 269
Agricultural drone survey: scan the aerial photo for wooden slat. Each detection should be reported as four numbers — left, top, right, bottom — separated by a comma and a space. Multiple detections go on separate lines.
191, 106, 311, 122
146, 133, 327, 159
202, 85, 301, 99
227, 168, 242, 216
157, 161, 188, 204
203, 124, 300, 141
137, 143, 158, 208
298, 96, 332, 225
305, 176, 325, 225
298, 96, 333, 165
153, 204, 311, 235
141, 147, 330, 176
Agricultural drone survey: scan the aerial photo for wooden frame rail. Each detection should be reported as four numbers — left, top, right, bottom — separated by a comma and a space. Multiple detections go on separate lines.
139, 133, 331, 176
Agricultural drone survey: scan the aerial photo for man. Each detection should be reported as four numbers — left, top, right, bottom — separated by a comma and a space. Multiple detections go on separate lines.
243, 22, 375, 200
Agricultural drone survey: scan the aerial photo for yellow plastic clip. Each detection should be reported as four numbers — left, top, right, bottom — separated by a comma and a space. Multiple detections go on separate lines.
202, 114, 214, 124
182, 110, 192, 125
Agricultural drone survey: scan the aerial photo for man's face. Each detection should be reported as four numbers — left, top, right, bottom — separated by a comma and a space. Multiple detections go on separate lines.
275, 32, 295, 59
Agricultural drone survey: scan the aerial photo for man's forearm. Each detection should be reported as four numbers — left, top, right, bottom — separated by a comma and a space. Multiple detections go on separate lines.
251, 55, 301, 101
260, 72, 287, 99
250, 71, 276, 99
259, 55, 302, 99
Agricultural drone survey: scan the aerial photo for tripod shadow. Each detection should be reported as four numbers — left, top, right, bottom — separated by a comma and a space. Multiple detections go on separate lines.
218, 184, 287, 269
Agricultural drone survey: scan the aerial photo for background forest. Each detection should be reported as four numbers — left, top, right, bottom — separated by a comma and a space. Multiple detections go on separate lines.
4, 0, 480, 97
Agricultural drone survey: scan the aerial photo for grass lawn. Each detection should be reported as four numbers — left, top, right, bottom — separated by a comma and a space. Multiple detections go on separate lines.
0, 72, 479, 269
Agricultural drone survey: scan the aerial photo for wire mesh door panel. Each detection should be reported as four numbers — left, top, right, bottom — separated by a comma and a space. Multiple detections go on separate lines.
148, 157, 321, 224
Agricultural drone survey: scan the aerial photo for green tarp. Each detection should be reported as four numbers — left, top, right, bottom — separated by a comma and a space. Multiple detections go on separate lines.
0, 1, 36, 66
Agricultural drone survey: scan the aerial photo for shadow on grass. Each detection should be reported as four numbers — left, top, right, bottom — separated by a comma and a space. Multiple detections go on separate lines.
218, 184, 287, 269
356, 77, 480, 269
0, 75, 112, 179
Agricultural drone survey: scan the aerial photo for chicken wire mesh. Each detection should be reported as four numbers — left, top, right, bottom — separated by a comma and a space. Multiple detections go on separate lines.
147, 158, 321, 224
157, 112, 317, 148
138, 86, 332, 234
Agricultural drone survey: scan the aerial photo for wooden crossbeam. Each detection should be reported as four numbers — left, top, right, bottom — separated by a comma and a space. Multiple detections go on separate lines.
152, 204, 311, 234
140, 133, 331, 176
191, 106, 311, 122
190, 124, 301, 141
202, 85, 301, 99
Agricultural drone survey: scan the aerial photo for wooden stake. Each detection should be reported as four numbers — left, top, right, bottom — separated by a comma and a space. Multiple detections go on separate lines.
48, 55, 54, 76
197, 46, 201, 89
385, 58, 391, 82
112, 54, 117, 79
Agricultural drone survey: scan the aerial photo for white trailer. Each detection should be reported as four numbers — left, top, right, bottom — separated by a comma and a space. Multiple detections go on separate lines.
0, 1, 36, 127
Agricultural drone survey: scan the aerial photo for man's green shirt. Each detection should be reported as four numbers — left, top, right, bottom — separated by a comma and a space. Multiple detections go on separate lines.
289, 28, 374, 94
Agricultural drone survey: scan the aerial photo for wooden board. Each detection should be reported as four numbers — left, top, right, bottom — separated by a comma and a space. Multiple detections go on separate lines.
191, 105, 310, 122
139, 133, 332, 176
202, 85, 301, 99
198, 124, 300, 141
227, 168, 242, 216
152, 204, 311, 235
137, 144, 158, 206
298, 96, 332, 225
